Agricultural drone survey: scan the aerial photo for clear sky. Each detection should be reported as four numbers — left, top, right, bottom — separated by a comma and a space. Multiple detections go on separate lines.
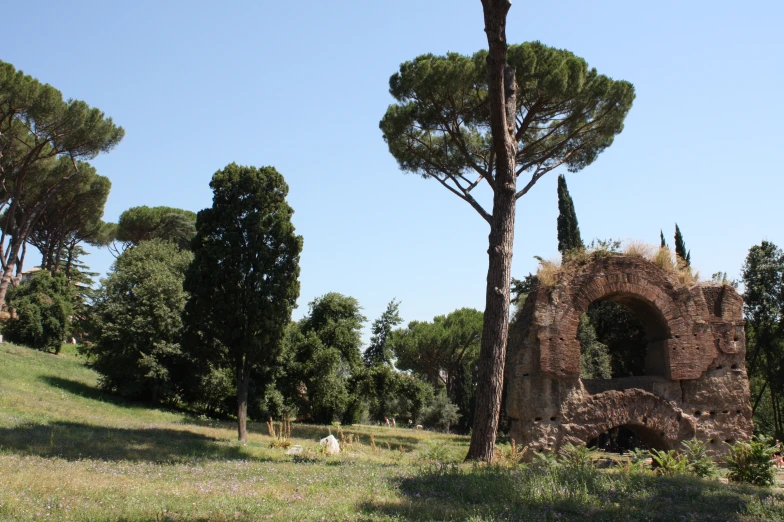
3, 1, 782, 337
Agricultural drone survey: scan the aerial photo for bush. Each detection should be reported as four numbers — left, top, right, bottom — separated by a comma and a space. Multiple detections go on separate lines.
558, 443, 595, 471
650, 449, 688, 476
421, 391, 460, 432
88, 240, 193, 402
5, 271, 73, 353
681, 438, 717, 478
726, 435, 777, 487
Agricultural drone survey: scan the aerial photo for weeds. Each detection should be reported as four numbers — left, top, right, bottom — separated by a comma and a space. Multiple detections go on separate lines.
266, 417, 292, 449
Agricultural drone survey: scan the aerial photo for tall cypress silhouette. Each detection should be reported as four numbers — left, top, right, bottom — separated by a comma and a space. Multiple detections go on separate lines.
557, 174, 583, 256
660, 230, 667, 248
674, 223, 691, 266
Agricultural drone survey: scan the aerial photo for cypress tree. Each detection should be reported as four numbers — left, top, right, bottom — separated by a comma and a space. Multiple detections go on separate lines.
674, 223, 691, 266
660, 230, 667, 248
557, 174, 584, 256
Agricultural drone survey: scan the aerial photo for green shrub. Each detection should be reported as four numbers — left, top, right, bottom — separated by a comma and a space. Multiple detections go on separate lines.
88, 239, 193, 402
421, 391, 460, 432
681, 438, 717, 478
5, 271, 73, 353
650, 449, 688, 476
558, 443, 595, 471
726, 435, 777, 487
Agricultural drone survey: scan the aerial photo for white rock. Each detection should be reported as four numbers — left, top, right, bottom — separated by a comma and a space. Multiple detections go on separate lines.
285, 445, 303, 455
319, 434, 340, 455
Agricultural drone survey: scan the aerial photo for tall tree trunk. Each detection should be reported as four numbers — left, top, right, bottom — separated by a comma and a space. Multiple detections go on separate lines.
467, 0, 517, 462
237, 359, 250, 444
0, 237, 24, 307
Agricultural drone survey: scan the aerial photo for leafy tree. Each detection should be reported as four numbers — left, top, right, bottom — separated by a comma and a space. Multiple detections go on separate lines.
674, 223, 691, 266
587, 300, 648, 377
578, 314, 612, 379
183, 163, 302, 443
394, 374, 435, 424
452, 355, 479, 432
421, 391, 461, 432
380, 27, 634, 459
511, 273, 538, 308
88, 240, 192, 402
393, 308, 483, 398
113, 206, 197, 253
285, 293, 366, 424
741, 241, 784, 438
363, 298, 402, 367
22, 163, 111, 276
557, 174, 583, 256
4, 271, 73, 353
0, 60, 123, 306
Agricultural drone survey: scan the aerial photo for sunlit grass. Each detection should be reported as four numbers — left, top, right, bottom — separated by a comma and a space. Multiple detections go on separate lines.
1, 342, 783, 521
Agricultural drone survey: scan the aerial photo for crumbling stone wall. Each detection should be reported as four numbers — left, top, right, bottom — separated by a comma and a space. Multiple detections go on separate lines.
506, 255, 752, 455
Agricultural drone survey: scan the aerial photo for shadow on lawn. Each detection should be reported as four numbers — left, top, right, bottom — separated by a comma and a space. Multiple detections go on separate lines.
41, 375, 136, 406
360, 466, 780, 521
0, 420, 267, 463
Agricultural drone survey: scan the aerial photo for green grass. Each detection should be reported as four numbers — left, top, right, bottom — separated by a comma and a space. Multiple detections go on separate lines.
1, 342, 783, 521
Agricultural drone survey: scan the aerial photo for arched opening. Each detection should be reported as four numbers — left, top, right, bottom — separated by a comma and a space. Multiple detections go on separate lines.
580, 292, 672, 389
587, 424, 668, 453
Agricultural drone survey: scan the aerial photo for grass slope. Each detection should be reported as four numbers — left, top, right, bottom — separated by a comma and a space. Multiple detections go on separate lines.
0, 343, 783, 521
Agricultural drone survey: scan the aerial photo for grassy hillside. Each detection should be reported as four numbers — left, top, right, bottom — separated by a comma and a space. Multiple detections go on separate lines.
1, 342, 783, 521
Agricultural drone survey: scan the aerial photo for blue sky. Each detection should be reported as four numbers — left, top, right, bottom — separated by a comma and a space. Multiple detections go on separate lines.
3, 1, 782, 336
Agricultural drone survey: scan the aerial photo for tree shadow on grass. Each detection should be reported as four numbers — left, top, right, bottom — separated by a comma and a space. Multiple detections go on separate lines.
359, 466, 783, 521
0, 421, 269, 463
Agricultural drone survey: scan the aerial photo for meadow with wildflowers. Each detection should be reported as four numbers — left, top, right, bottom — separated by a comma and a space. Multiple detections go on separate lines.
1, 342, 784, 521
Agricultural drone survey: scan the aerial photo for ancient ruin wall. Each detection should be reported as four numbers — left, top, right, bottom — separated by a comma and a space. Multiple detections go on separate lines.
505, 255, 752, 454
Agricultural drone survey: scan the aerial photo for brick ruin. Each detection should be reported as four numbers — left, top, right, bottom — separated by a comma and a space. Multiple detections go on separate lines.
506, 255, 753, 455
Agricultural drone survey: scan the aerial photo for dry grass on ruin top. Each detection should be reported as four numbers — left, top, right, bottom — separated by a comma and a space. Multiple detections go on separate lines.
1, 342, 783, 521
535, 241, 702, 288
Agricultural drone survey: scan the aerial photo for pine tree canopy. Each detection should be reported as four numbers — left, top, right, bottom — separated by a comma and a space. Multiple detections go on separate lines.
379, 42, 635, 223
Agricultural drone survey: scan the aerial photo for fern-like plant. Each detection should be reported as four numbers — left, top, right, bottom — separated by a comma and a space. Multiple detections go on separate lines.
726, 436, 777, 487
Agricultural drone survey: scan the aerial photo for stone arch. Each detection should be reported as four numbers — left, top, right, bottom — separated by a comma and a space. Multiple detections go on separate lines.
506, 254, 752, 455
560, 389, 696, 450
534, 257, 717, 380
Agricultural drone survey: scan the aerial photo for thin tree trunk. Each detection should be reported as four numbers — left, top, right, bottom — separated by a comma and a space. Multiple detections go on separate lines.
752, 381, 768, 415
237, 359, 250, 444
467, 0, 517, 462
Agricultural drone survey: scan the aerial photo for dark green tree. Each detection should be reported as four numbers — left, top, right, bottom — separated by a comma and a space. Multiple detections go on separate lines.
112, 206, 197, 253
393, 308, 483, 394
0, 60, 123, 306
660, 230, 668, 248
392, 307, 482, 429
286, 293, 366, 424
741, 241, 784, 438
183, 163, 302, 443
4, 271, 73, 353
380, 35, 634, 459
557, 174, 583, 256
88, 239, 193, 402
578, 314, 612, 379
674, 223, 691, 266
363, 299, 402, 367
